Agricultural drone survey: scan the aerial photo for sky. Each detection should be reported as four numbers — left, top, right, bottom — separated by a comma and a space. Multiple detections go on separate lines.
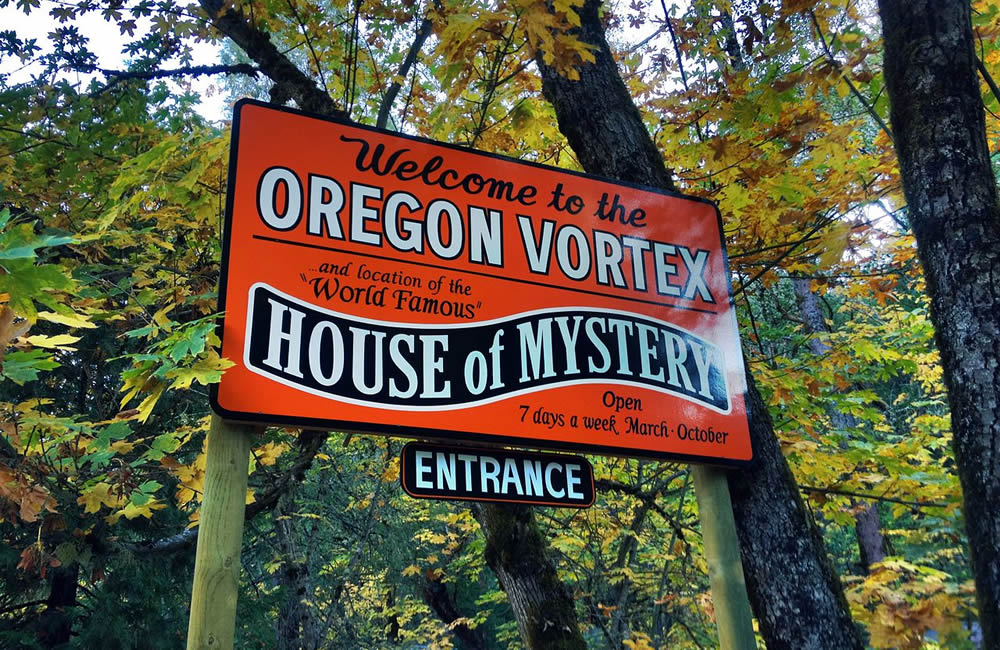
0, 1, 227, 122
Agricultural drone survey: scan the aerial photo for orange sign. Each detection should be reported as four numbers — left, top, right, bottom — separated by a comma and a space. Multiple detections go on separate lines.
212, 99, 752, 464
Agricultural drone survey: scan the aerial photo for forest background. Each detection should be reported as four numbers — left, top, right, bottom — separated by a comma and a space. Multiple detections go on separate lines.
0, 0, 997, 648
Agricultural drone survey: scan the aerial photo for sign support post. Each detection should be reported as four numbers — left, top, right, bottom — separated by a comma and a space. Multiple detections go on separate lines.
186, 415, 255, 650
692, 465, 757, 649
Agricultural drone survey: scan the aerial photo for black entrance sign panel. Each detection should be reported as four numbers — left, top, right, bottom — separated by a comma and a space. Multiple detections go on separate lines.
400, 442, 595, 508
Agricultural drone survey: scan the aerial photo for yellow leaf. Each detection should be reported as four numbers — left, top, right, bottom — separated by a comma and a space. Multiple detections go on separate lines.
36, 311, 96, 329
26, 334, 81, 350
174, 451, 206, 508
166, 351, 235, 390
254, 441, 288, 467
78, 483, 109, 514
818, 221, 853, 267
402, 564, 421, 577
152, 304, 174, 328
296, 512, 323, 520
120, 499, 166, 520
135, 382, 165, 423
381, 462, 400, 483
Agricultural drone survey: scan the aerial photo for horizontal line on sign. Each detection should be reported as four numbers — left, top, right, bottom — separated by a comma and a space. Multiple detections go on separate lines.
251, 234, 719, 315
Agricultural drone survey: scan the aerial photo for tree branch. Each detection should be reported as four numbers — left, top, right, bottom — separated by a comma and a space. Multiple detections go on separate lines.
732, 214, 836, 297
0, 599, 48, 617
977, 56, 1000, 106
88, 63, 258, 98
122, 430, 328, 555
198, 0, 344, 117
377, 12, 435, 129
809, 10, 893, 142
594, 475, 690, 541
798, 484, 949, 509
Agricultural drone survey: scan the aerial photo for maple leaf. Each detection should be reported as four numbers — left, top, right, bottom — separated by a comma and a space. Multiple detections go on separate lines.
77, 482, 114, 514
708, 137, 730, 161
165, 351, 235, 390
1, 349, 59, 385
120, 499, 167, 520
0, 305, 31, 357
253, 441, 289, 467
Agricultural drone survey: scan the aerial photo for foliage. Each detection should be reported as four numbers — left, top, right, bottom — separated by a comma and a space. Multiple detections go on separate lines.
1, 0, 997, 647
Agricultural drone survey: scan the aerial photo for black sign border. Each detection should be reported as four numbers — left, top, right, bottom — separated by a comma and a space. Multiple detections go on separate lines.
400, 442, 596, 508
210, 98, 754, 467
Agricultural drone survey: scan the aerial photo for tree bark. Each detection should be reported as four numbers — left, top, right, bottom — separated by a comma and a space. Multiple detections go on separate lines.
198, 0, 345, 118
534, 2, 864, 648
854, 503, 886, 572
878, 1, 1000, 645
471, 503, 586, 650
274, 488, 320, 650
420, 572, 488, 649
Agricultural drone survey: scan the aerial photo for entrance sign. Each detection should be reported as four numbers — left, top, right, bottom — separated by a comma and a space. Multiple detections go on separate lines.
212, 99, 752, 463
400, 442, 594, 507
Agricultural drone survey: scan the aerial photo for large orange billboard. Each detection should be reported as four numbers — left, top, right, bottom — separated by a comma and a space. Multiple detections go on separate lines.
212, 99, 752, 464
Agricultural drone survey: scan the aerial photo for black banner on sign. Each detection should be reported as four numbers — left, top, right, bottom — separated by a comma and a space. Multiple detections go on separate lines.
400, 442, 595, 507
244, 283, 731, 412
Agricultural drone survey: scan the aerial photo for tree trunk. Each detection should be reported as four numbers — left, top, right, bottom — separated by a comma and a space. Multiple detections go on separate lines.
534, 2, 864, 648
37, 563, 78, 648
854, 503, 886, 572
793, 278, 888, 573
274, 488, 320, 650
471, 503, 586, 649
421, 572, 488, 649
878, 1, 1000, 645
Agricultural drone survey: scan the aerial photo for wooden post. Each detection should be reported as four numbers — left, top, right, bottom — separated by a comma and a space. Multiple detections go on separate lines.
186, 414, 255, 650
692, 464, 757, 650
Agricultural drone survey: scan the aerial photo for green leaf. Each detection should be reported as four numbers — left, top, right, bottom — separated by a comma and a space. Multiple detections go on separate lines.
54, 542, 78, 566
138, 480, 162, 493
92, 421, 132, 451
1, 349, 59, 384
167, 321, 215, 362
0, 260, 74, 320
0, 235, 75, 260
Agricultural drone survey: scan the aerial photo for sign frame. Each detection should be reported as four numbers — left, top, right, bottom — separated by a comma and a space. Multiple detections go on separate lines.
400, 442, 596, 508
210, 98, 753, 466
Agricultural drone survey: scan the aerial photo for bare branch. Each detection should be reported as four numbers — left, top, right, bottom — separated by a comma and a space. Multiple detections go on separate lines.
88, 63, 258, 97
977, 56, 1000, 107
798, 484, 949, 509
377, 14, 434, 129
